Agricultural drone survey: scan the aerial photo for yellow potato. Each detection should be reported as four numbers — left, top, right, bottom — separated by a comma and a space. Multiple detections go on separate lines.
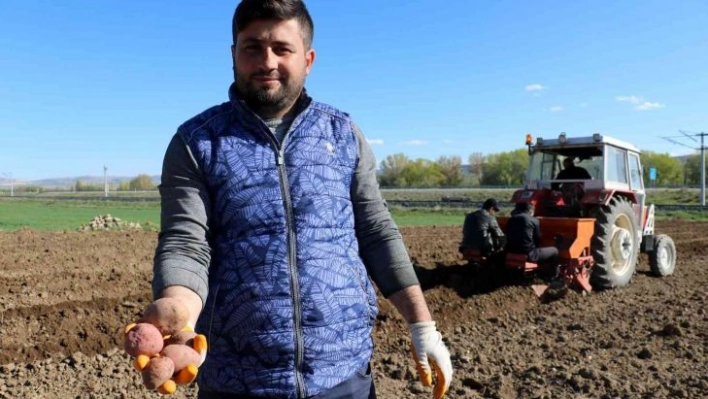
141, 297, 190, 336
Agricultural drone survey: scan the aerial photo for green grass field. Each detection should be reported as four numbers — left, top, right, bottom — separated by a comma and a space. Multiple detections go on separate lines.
0, 199, 161, 231
1, 189, 707, 231
0, 199, 468, 231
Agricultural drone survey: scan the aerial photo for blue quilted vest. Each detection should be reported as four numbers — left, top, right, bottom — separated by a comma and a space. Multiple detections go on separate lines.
179, 86, 379, 398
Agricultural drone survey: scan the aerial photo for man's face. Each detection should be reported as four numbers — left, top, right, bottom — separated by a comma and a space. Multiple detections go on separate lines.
232, 18, 315, 118
563, 159, 573, 169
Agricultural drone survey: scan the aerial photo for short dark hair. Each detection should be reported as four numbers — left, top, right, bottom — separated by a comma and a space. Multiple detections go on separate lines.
232, 0, 314, 48
482, 198, 499, 212
514, 202, 531, 213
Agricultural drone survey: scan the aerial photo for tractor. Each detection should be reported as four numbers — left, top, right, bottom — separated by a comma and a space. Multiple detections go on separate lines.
465, 132, 677, 295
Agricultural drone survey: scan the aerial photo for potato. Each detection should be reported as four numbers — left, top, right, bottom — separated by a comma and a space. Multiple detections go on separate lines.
141, 356, 175, 390
124, 323, 164, 357
165, 330, 197, 347
161, 344, 202, 372
140, 297, 190, 336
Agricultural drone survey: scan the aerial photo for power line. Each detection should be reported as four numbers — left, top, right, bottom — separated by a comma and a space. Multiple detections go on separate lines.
660, 136, 696, 151
660, 130, 708, 206
679, 130, 699, 143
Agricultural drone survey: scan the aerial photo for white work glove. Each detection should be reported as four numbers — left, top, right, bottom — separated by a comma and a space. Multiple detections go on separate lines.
409, 321, 453, 399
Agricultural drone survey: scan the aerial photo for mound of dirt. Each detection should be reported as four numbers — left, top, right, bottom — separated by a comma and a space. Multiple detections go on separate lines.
0, 220, 706, 398
77, 214, 145, 232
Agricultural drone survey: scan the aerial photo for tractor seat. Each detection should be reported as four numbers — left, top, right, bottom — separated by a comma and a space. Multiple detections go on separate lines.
506, 253, 539, 272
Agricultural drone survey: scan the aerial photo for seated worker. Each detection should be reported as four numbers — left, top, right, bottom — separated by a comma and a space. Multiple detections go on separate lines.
505, 202, 559, 264
552, 157, 592, 190
459, 198, 506, 261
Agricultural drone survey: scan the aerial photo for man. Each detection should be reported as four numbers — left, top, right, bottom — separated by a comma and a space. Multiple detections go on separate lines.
552, 157, 592, 190
142, 1, 452, 398
505, 202, 559, 264
459, 198, 505, 260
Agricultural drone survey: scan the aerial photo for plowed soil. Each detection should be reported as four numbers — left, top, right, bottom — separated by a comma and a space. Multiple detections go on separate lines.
1, 220, 706, 399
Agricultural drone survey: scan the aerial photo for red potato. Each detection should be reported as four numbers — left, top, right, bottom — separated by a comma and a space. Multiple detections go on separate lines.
165, 330, 197, 346
140, 298, 190, 336
141, 356, 175, 390
124, 323, 164, 357
161, 344, 202, 372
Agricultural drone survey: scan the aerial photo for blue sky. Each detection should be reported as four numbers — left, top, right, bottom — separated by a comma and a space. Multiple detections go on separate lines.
1, 0, 706, 181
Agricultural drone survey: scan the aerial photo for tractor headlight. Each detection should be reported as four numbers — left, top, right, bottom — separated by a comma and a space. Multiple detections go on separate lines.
559, 132, 567, 144
593, 133, 602, 142
536, 137, 543, 145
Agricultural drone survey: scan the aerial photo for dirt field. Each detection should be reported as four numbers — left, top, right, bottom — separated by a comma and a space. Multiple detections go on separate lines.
1, 220, 706, 399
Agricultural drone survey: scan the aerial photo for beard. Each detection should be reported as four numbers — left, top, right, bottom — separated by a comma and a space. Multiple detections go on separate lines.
235, 71, 305, 117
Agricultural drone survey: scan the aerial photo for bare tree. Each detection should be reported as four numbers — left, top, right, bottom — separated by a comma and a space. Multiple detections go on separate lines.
468, 152, 485, 180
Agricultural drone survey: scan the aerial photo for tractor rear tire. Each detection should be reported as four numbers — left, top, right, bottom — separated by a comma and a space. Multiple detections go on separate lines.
649, 234, 676, 277
591, 197, 639, 289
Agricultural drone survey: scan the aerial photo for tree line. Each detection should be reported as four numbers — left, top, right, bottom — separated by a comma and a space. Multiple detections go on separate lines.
377, 149, 708, 188
51, 151, 706, 193
74, 174, 156, 192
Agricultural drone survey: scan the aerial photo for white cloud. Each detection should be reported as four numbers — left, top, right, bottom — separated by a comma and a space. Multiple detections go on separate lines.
549, 106, 564, 112
525, 84, 545, 92
367, 138, 384, 145
443, 139, 454, 144
635, 102, 665, 111
616, 95, 664, 111
403, 140, 429, 146
616, 95, 643, 104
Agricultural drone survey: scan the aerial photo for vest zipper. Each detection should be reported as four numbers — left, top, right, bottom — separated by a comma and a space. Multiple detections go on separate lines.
241, 102, 309, 399
274, 144, 306, 399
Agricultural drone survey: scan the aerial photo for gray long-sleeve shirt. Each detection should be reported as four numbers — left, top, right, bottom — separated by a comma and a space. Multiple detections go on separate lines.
152, 120, 419, 307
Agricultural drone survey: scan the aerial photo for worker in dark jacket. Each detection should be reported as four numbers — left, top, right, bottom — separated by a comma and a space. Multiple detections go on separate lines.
460, 198, 506, 258
505, 202, 559, 264
552, 157, 592, 190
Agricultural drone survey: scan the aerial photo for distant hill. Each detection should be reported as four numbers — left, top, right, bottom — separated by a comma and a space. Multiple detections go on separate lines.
1, 175, 161, 189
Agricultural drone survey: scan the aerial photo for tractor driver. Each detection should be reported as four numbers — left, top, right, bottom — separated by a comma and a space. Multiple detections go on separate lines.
505, 202, 559, 265
552, 157, 591, 191
459, 198, 506, 261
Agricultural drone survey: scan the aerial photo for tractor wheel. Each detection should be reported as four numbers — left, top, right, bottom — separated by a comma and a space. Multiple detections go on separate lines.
649, 234, 676, 277
591, 197, 639, 289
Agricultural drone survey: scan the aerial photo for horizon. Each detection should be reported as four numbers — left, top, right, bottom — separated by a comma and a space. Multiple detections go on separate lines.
1, 150, 701, 185
1, 0, 706, 181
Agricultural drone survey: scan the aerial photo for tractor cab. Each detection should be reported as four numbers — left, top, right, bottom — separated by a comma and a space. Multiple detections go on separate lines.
514, 132, 646, 221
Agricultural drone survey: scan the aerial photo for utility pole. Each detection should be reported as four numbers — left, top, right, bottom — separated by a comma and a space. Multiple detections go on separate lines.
701, 134, 706, 206
104, 165, 109, 198
662, 130, 708, 206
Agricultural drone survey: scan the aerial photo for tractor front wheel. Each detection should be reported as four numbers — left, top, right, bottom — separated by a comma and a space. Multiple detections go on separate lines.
591, 198, 639, 289
649, 234, 676, 277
